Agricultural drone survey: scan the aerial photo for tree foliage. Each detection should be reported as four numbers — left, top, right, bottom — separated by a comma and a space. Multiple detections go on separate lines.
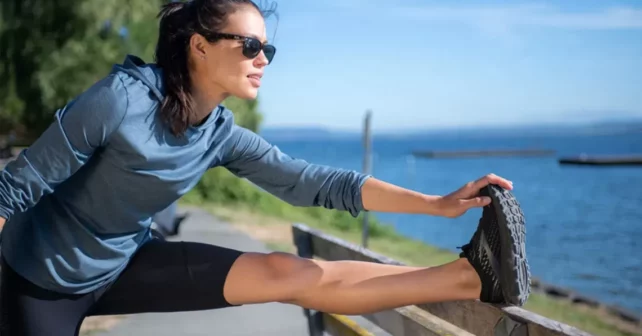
0, 0, 263, 137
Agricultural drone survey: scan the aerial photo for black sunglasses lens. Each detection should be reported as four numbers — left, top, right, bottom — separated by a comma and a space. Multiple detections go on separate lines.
243, 39, 262, 58
263, 45, 276, 63
242, 38, 276, 64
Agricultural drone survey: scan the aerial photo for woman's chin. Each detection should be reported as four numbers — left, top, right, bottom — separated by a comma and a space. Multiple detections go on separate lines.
233, 87, 259, 100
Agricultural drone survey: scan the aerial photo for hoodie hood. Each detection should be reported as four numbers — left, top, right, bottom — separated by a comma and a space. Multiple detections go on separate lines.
111, 54, 165, 103
109, 54, 224, 135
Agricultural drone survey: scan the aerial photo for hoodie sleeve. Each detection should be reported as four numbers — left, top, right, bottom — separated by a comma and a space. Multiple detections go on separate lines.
0, 74, 128, 220
221, 124, 371, 217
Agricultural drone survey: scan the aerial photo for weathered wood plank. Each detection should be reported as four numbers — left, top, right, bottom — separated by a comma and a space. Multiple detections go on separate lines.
415, 301, 592, 336
323, 313, 375, 336
415, 300, 500, 336
292, 223, 594, 336
363, 305, 473, 336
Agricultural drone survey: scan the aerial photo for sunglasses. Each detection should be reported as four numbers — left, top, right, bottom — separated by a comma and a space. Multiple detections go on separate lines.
209, 33, 276, 64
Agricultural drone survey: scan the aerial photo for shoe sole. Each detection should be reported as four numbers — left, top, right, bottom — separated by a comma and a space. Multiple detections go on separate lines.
482, 184, 531, 306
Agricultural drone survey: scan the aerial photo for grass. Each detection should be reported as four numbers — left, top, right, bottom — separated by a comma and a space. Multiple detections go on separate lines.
180, 168, 642, 336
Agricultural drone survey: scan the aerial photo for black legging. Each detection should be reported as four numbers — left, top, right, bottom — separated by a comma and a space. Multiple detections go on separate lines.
0, 237, 244, 336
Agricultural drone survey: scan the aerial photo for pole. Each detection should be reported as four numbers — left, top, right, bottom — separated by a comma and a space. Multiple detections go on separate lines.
361, 110, 372, 248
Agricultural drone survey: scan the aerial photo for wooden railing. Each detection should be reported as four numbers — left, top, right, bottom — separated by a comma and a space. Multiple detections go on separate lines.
292, 223, 593, 336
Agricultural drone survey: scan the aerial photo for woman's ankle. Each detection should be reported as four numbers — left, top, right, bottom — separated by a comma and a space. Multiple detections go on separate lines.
455, 258, 483, 300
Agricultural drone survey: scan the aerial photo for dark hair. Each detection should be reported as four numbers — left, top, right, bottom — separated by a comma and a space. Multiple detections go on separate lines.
155, 0, 276, 136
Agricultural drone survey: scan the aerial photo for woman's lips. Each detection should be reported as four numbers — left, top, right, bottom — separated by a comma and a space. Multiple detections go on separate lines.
247, 74, 262, 88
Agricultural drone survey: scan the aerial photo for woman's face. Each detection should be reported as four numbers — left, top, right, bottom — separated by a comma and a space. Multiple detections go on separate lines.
190, 5, 276, 100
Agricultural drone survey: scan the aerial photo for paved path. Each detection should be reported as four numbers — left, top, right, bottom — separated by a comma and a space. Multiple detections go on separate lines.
97, 207, 310, 336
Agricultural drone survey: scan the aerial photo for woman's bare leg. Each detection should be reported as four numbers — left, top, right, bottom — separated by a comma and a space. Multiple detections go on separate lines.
223, 252, 481, 315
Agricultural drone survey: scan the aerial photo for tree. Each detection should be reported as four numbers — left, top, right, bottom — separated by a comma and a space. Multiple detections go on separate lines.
0, 0, 162, 138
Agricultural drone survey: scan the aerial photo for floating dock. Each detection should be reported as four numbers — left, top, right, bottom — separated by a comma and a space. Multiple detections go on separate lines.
558, 155, 642, 166
412, 149, 556, 159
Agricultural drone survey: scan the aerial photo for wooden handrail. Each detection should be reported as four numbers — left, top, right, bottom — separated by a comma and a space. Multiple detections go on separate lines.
292, 223, 593, 336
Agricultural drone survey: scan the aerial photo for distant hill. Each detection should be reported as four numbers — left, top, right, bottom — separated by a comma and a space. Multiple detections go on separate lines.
260, 117, 642, 140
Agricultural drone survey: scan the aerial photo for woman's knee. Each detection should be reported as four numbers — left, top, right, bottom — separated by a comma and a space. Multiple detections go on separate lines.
263, 252, 313, 280
262, 252, 323, 302
224, 251, 318, 304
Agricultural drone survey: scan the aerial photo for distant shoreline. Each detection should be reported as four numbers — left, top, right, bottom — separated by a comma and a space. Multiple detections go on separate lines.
260, 118, 642, 140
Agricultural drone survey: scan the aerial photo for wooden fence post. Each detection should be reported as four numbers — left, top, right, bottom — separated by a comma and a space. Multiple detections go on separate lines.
361, 110, 372, 248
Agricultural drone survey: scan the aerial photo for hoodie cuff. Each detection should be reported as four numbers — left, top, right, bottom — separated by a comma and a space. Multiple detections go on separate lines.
348, 173, 372, 217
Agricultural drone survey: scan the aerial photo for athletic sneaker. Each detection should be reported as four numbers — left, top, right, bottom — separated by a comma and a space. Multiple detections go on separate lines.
459, 184, 531, 306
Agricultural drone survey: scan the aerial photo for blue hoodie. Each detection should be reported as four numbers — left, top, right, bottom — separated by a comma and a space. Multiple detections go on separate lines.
0, 55, 371, 294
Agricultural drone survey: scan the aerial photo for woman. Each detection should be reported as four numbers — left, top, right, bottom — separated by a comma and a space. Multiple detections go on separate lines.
0, 0, 529, 335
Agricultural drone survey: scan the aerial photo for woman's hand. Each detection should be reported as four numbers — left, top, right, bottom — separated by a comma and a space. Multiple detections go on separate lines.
435, 173, 513, 218
360, 174, 512, 218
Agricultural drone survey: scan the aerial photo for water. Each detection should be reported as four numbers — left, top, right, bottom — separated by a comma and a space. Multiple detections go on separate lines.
263, 128, 642, 314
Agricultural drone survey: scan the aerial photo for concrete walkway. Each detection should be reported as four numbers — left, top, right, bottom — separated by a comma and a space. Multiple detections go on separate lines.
97, 207, 310, 336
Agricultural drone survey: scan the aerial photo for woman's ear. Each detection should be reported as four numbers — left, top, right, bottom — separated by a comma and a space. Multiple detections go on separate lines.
189, 33, 209, 60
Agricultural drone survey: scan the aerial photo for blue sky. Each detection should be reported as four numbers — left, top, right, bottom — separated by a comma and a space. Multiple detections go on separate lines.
256, 0, 642, 131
